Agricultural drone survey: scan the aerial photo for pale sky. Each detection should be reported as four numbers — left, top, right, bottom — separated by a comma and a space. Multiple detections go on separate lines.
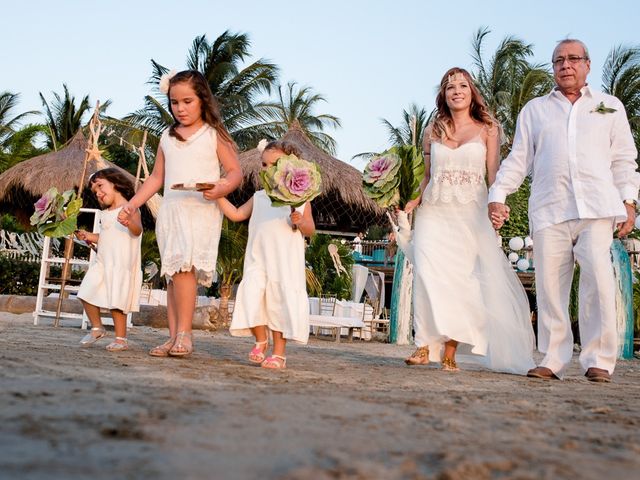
3, 0, 638, 169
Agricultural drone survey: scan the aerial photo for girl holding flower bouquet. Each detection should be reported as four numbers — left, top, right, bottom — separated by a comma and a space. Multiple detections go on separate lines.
76, 168, 142, 351
216, 140, 316, 369
118, 70, 242, 357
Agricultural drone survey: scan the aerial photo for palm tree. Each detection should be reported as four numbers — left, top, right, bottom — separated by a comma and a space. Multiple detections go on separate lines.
0, 91, 42, 172
258, 81, 341, 154
39, 84, 109, 150
602, 44, 640, 153
124, 31, 280, 151
352, 103, 432, 160
0, 124, 46, 173
470, 27, 554, 153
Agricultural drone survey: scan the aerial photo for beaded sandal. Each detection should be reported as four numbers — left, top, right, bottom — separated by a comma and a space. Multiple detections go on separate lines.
404, 346, 430, 365
106, 337, 128, 352
169, 332, 193, 357
80, 326, 107, 346
149, 337, 175, 357
248, 340, 269, 364
261, 355, 286, 369
442, 357, 460, 372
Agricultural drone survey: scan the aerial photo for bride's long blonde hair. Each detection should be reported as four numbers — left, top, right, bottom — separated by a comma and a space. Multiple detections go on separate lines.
429, 67, 498, 143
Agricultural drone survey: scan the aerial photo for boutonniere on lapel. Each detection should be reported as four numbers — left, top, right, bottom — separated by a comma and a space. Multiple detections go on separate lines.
591, 101, 617, 114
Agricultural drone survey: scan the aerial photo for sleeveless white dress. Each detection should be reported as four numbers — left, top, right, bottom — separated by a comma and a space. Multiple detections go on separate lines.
77, 207, 142, 314
412, 138, 536, 374
230, 190, 310, 344
156, 125, 223, 287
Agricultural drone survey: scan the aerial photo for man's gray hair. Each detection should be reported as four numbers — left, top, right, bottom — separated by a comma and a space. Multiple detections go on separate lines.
552, 39, 590, 60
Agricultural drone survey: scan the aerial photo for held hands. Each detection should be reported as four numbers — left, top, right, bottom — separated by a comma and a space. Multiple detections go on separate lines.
616, 203, 636, 237
202, 179, 230, 202
488, 202, 510, 230
117, 202, 135, 227
75, 229, 90, 242
290, 209, 304, 227
404, 195, 422, 214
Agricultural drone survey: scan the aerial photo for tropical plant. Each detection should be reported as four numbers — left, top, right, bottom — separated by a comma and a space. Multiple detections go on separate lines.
470, 27, 554, 153
0, 123, 46, 173
353, 104, 432, 161
258, 81, 341, 154
39, 84, 109, 150
601, 44, 640, 153
216, 218, 249, 324
123, 31, 280, 151
0, 91, 42, 172
305, 234, 354, 300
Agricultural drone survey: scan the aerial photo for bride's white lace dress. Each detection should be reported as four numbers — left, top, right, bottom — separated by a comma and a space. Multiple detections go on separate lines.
411, 138, 536, 374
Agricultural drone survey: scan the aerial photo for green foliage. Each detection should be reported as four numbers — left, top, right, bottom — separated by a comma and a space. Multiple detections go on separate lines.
0, 214, 27, 233
601, 44, 640, 154
39, 84, 109, 150
258, 81, 342, 154
0, 255, 40, 295
470, 27, 554, 151
365, 225, 387, 241
569, 264, 580, 325
499, 178, 531, 238
305, 234, 354, 300
123, 31, 281, 151
100, 143, 140, 175
217, 218, 249, 287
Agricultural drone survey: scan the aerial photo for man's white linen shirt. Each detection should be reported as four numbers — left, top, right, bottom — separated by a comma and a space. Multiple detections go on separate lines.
488, 85, 639, 232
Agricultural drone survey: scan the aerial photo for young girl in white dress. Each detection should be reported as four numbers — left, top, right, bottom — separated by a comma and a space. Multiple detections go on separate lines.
119, 70, 242, 357
402, 68, 535, 375
77, 168, 143, 351
217, 140, 316, 369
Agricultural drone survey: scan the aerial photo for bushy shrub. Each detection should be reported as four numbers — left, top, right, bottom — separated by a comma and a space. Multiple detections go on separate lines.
0, 255, 40, 295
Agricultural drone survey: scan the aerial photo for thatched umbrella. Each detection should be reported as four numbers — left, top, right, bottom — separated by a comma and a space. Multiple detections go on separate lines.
0, 131, 158, 228
230, 122, 385, 232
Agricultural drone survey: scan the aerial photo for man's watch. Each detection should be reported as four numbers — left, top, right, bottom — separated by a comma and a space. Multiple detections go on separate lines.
623, 199, 637, 207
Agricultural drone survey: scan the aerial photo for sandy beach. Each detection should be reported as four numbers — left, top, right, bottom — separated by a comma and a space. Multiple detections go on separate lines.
1, 311, 639, 480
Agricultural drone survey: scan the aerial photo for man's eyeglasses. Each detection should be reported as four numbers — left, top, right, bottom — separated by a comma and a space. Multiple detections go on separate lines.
552, 56, 588, 67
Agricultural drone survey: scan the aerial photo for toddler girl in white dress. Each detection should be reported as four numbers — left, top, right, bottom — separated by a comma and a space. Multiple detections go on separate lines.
217, 140, 316, 369
77, 168, 142, 352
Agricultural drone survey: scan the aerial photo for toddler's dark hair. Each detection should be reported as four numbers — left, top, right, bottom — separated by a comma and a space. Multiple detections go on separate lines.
89, 168, 135, 201
264, 140, 302, 157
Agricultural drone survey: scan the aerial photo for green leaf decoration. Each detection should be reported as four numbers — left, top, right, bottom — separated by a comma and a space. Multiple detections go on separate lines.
591, 101, 617, 114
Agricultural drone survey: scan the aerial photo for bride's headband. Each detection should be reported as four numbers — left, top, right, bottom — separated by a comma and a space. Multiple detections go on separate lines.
159, 70, 177, 94
446, 72, 466, 85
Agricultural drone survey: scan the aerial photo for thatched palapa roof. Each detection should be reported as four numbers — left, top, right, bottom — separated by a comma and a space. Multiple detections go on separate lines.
230, 122, 385, 232
0, 131, 159, 228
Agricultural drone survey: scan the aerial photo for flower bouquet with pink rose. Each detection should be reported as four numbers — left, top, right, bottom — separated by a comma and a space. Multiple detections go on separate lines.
259, 154, 322, 229
30, 187, 83, 237
362, 145, 424, 209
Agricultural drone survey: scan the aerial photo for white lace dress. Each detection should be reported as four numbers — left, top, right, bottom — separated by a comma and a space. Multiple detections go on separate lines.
412, 139, 536, 375
230, 190, 310, 344
156, 125, 223, 286
77, 207, 142, 314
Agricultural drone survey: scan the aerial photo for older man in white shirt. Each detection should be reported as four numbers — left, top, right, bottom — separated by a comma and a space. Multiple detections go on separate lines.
488, 39, 639, 383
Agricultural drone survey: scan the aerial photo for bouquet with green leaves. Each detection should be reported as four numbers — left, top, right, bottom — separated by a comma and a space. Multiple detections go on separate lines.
260, 154, 322, 207
362, 145, 425, 209
30, 187, 83, 237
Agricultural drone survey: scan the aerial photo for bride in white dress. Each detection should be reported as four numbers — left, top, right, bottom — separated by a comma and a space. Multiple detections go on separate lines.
402, 68, 535, 375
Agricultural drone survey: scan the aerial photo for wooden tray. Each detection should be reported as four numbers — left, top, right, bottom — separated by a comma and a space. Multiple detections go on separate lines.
171, 182, 216, 191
